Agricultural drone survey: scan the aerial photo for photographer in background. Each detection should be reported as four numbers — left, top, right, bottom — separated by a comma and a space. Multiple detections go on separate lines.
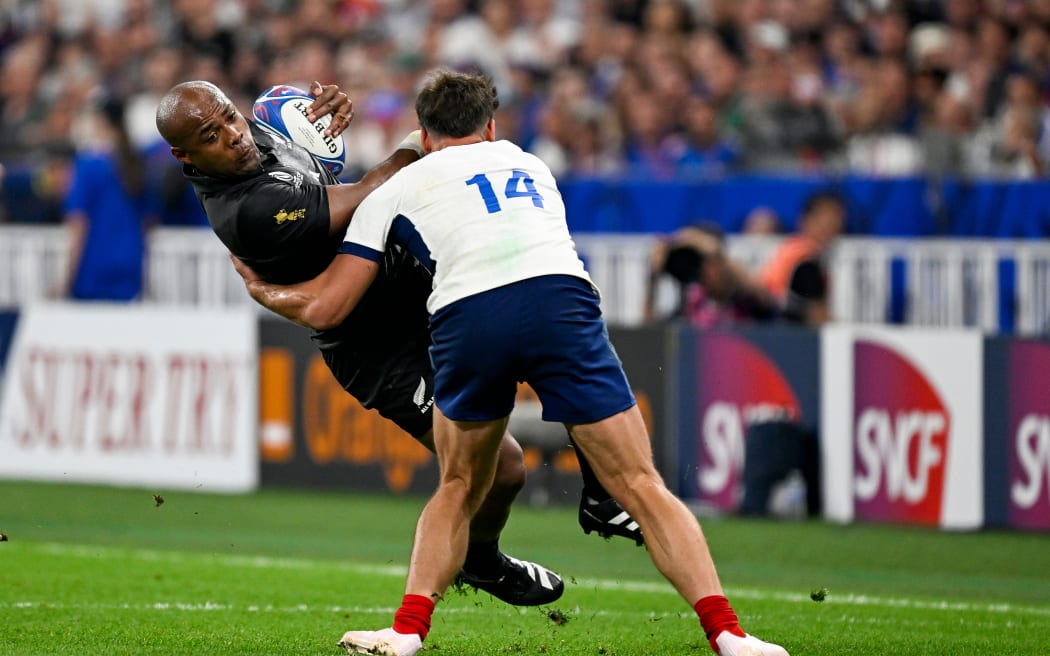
645, 222, 822, 520
643, 222, 777, 328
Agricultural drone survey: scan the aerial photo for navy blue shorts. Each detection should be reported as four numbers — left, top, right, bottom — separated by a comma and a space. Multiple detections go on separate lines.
429, 274, 636, 423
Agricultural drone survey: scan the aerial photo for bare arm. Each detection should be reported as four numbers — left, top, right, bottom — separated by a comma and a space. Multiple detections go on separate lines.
231, 252, 379, 330
326, 145, 420, 235
54, 212, 88, 298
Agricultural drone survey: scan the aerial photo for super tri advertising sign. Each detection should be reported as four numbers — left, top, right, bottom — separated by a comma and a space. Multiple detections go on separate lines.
822, 326, 983, 529
0, 304, 258, 492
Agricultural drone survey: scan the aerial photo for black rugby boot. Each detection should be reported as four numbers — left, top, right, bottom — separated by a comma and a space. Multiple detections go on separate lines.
457, 553, 564, 606
579, 494, 644, 546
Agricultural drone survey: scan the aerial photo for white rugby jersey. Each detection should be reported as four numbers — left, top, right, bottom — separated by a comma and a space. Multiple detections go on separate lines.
342, 139, 593, 313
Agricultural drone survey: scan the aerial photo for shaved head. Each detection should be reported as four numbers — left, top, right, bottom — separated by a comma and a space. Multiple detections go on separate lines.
155, 80, 261, 177
156, 80, 230, 148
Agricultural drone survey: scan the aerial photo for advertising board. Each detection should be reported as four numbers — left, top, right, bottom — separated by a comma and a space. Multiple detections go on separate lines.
0, 303, 257, 492
677, 326, 820, 512
822, 326, 982, 528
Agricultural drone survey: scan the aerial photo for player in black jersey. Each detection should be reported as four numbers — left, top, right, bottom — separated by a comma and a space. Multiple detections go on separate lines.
155, 81, 641, 604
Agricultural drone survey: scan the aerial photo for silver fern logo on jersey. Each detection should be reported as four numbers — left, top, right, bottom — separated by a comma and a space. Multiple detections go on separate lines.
413, 377, 434, 413
267, 170, 303, 188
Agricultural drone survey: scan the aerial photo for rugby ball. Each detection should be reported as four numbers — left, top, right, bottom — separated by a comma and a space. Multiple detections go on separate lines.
252, 84, 346, 176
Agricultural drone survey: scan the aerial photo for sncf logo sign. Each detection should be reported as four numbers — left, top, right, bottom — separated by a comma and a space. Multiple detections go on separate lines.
853, 341, 950, 525
1008, 342, 1050, 530
696, 334, 800, 510
1011, 415, 1050, 511
854, 409, 946, 504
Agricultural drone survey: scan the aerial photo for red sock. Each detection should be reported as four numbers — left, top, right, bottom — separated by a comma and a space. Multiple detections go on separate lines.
694, 595, 745, 654
392, 594, 436, 641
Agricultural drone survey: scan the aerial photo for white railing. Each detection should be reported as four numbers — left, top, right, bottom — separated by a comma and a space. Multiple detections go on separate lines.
828, 238, 1050, 334
0, 225, 68, 303
2, 226, 1050, 335
148, 227, 254, 307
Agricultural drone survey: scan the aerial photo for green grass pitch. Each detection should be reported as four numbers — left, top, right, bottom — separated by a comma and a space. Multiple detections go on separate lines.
1, 480, 1049, 655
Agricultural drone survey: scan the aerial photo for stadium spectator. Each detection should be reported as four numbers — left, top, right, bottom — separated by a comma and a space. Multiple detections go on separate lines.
529, 66, 617, 176
676, 96, 740, 177
0, 35, 50, 160
516, 0, 580, 70
866, 8, 911, 60
1016, 23, 1050, 86
821, 19, 867, 122
639, 0, 695, 50
233, 68, 790, 656
0, 140, 73, 224
643, 222, 776, 327
943, 0, 980, 30
971, 71, 1050, 179
619, 87, 683, 178
738, 38, 838, 171
741, 206, 783, 235
919, 87, 975, 179
3, 0, 1050, 224
842, 57, 925, 176
170, 0, 238, 71
974, 16, 1013, 120
56, 97, 155, 301
561, 100, 624, 176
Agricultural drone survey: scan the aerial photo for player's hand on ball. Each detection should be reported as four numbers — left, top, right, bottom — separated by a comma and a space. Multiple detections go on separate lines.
307, 81, 354, 138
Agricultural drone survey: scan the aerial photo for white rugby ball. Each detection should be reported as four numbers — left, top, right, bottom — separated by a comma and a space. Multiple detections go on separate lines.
252, 84, 346, 176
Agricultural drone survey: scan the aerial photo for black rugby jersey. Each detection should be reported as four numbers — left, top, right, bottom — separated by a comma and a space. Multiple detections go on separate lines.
185, 123, 431, 358
186, 123, 342, 285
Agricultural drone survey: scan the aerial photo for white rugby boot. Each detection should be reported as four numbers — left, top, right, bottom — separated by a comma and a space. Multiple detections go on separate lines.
337, 627, 422, 656
714, 631, 790, 656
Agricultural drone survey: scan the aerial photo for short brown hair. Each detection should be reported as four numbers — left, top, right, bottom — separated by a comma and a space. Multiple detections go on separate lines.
415, 69, 499, 139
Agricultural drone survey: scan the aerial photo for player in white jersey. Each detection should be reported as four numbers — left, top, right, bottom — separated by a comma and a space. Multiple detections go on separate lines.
340, 138, 590, 314
232, 70, 790, 656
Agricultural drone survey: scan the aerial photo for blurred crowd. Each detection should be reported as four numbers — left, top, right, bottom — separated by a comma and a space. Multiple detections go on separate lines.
2, 0, 1050, 227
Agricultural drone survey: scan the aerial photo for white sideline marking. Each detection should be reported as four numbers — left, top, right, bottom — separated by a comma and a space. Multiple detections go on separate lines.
17, 542, 1050, 618
32, 542, 407, 577
571, 578, 1050, 617
0, 601, 686, 619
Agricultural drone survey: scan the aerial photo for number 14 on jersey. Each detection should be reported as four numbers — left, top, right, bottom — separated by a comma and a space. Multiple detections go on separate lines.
466, 170, 545, 214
